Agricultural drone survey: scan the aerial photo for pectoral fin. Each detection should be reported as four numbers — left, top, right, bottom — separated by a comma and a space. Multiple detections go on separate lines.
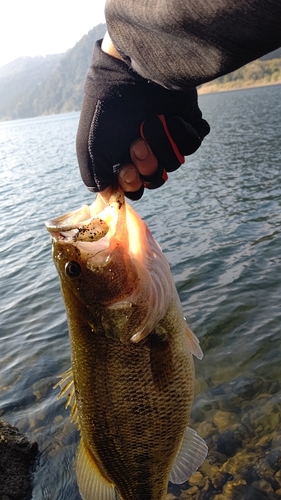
54, 367, 79, 425
76, 439, 118, 500
185, 323, 203, 360
169, 427, 208, 484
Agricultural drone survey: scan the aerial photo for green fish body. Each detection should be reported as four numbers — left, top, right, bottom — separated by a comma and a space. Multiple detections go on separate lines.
46, 189, 207, 500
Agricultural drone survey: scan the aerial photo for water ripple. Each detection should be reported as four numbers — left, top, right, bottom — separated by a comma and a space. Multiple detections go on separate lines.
0, 87, 281, 498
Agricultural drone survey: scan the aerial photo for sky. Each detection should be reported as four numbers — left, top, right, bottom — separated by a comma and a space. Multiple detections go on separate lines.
0, 0, 106, 68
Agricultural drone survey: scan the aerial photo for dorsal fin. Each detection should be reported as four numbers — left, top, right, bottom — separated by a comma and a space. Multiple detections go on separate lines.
76, 439, 118, 500
169, 427, 208, 484
54, 367, 79, 425
185, 322, 203, 360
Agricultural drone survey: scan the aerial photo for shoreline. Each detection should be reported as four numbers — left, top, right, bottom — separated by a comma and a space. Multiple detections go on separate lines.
198, 79, 281, 95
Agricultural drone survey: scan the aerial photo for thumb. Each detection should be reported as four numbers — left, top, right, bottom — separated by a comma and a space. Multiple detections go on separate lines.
130, 139, 158, 176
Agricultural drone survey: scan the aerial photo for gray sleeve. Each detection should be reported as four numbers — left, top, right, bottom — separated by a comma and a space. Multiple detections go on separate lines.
105, 0, 281, 90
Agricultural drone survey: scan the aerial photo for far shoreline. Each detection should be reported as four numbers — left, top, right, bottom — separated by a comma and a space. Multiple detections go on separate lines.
198, 79, 281, 96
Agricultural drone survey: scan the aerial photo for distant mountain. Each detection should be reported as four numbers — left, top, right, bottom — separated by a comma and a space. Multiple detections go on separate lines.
0, 23, 106, 121
0, 25, 280, 120
0, 54, 63, 120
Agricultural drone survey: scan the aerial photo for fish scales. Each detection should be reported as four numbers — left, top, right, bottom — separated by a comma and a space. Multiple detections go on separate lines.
46, 188, 207, 500
68, 300, 194, 500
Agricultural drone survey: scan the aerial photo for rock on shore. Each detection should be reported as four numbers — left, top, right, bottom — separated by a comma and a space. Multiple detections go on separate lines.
0, 419, 38, 500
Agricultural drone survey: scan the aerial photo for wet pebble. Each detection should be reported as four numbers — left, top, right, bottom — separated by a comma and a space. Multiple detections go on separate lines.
170, 369, 281, 499
213, 410, 239, 433
188, 472, 205, 489
32, 376, 55, 400
216, 429, 242, 457
195, 420, 216, 439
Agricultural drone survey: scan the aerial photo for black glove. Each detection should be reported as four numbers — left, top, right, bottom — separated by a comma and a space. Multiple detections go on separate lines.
76, 39, 210, 200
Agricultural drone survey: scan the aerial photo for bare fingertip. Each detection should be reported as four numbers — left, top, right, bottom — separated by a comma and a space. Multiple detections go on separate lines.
119, 165, 139, 184
118, 164, 143, 194
131, 140, 150, 161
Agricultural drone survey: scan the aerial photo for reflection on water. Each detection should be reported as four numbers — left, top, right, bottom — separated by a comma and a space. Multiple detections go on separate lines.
0, 86, 281, 499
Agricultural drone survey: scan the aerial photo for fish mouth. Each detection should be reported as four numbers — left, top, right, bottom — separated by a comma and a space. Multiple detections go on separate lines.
45, 188, 128, 250
46, 211, 110, 243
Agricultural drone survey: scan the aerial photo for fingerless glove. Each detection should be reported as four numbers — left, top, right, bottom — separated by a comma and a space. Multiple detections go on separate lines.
76, 39, 210, 199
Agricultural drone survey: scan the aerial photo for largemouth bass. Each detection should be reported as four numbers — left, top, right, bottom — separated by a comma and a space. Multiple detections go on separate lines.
46, 188, 207, 500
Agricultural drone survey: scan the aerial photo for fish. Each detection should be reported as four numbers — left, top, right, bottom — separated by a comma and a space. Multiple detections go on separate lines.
45, 187, 207, 500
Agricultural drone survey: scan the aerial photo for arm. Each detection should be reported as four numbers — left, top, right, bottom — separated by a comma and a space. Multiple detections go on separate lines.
78, 0, 281, 199
105, 0, 281, 89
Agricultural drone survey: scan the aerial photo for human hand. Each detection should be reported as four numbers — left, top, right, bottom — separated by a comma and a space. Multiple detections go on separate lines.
76, 38, 210, 201
117, 137, 173, 198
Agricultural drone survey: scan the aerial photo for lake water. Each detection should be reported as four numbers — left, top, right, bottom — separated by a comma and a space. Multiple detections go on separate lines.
0, 85, 281, 499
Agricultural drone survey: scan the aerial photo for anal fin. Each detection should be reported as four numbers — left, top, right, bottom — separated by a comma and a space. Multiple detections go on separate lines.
185, 322, 203, 360
169, 427, 208, 484
76, 439, 118, 500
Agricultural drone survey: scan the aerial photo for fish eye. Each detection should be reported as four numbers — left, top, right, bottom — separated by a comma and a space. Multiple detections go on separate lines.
65, 261, 82, 278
